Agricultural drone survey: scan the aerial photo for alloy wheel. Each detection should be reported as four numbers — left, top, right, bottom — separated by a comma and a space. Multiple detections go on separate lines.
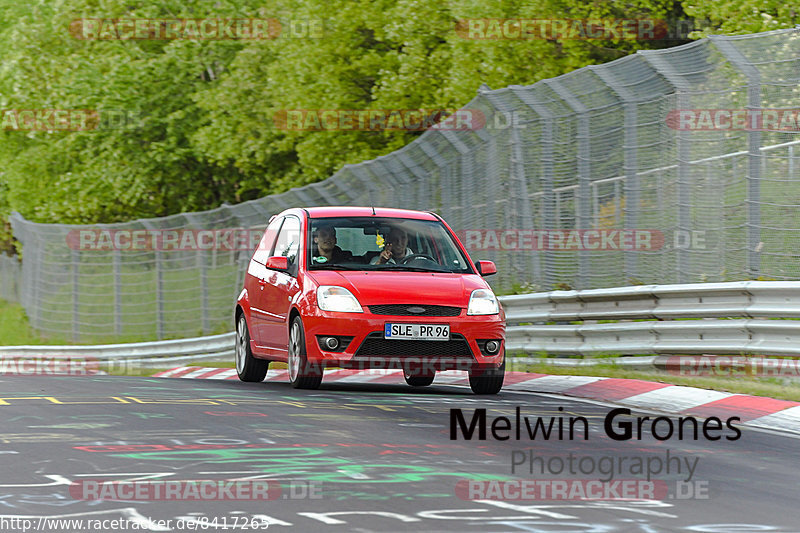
288, 320, 301, 382
236, 316, 247, 374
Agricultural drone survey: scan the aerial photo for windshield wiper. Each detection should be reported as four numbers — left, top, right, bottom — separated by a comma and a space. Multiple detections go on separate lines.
377, 265, 448, 273
310, 264, 362, 270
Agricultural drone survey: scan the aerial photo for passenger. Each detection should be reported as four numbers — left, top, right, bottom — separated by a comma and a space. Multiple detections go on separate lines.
372, 226, 414, 264
313, 224, 353, 263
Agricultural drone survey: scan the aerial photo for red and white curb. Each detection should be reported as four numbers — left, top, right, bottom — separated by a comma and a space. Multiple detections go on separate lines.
153, 367, 800, 436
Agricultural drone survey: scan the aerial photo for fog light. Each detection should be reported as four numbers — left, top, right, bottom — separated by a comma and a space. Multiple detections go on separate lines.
325, 337, 339, 350
485, 340, 500, 355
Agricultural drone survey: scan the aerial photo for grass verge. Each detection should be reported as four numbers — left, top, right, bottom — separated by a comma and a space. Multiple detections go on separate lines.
0, 299, 57, 344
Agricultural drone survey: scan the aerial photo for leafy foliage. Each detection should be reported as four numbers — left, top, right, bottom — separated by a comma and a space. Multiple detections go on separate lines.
684, 0, 798, 36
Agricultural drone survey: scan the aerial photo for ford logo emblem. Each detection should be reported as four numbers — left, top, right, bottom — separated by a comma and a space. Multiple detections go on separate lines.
406, 306, 426, 314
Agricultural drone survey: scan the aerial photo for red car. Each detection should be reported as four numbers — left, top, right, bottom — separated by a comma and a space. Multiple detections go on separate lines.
234, 207, 505, 394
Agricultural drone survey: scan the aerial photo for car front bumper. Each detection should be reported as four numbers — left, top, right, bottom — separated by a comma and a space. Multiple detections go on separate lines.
301, 309, 505, 372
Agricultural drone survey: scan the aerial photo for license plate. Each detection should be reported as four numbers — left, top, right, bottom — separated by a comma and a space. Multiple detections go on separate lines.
384, 323, 450, 341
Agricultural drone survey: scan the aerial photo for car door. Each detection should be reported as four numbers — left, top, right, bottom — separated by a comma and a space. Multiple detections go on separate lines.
258, 215, 302, 355
247, 216, 283, 347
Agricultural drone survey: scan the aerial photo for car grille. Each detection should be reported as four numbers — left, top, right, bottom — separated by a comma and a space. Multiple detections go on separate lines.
354, 332, 474, 358
367, 304, 461, 317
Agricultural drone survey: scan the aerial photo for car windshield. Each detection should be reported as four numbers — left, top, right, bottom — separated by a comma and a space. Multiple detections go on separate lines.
307, 217, 472, 273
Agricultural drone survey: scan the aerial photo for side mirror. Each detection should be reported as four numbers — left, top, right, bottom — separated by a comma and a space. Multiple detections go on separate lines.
475, 260, 497, 276
266, 256, 289, 271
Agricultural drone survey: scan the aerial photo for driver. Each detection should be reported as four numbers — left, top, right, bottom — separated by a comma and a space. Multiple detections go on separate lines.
313, 224, 353, 263
372, 226, 414, 264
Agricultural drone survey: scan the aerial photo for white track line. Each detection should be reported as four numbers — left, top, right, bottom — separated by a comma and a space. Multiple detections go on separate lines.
504, 374, 607, 392
747, 405, 800, 434
618, 387, 734, 412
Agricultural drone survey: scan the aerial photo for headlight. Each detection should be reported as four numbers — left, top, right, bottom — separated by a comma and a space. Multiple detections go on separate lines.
467, 288, 499, 315
317, 286, 363, 313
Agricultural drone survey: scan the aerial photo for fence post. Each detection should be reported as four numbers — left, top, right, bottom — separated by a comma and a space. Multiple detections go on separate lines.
397, 152, 429, 213
376, 157, 414, 212
436, 132, 470, 224
592, 66, 640, 284
11, 217, 42, 332
546, 79, 591, 289
141, 221, 164, 340
510, 87, 556, 289
11, 256, 19, 302
711, 37, 762, 278
184, 213, 209, 335
0, 256, 9, 302
475, 88, 502, 278
309, 181, 344, 206
156, 250, 164, 340
484, 89, 541, 287
418, 140, 448, 214
640, 51, 693, 283
71, 248, 80, 342
0, 256, 6, 301
113, 249, 122, 336
350, 165, 379, 207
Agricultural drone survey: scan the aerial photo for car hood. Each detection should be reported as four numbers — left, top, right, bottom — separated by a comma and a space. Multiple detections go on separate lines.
306, 270, 489, 307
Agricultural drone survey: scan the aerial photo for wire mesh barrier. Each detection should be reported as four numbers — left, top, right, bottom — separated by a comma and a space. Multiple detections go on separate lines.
4, 28, 800, 342
0, 254, 21, 304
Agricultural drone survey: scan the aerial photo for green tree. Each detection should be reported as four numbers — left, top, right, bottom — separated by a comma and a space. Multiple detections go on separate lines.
683, 0, 798, 36
0, 0, 258, 223
196, 0, 689, 198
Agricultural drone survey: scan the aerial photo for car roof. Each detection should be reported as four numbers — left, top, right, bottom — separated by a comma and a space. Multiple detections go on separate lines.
304, 206, 439, 221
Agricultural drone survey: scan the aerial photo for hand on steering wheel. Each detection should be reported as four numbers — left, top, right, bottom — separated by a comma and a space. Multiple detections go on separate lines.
400, 253, 437, 264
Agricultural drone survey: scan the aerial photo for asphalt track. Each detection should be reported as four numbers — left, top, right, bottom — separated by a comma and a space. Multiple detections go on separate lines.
0, 374, 799, 532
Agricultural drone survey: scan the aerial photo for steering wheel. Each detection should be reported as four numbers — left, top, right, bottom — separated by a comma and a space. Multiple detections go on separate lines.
401, 253, 437, 264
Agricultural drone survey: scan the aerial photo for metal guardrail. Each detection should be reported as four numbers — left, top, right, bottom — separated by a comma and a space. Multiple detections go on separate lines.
0, 332, 235, 366
499, 281, 800, 356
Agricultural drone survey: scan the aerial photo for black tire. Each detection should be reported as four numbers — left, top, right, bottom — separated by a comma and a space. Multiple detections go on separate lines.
287, 316, 323, 390
235, 314, 268, 382
469, 354, 505, 395
404, 370, 435, 387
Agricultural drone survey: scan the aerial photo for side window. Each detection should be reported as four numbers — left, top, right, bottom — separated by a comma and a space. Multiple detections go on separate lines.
252, 216, 284, 265
273, 216, 301, 268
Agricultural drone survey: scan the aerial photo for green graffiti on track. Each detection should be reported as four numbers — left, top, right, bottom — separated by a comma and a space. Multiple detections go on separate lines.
113, 447, 510, 484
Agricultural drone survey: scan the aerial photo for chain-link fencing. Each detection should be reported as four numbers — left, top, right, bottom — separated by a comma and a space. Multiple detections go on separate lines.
0, 254, 20, 304
4, 27, 800, 341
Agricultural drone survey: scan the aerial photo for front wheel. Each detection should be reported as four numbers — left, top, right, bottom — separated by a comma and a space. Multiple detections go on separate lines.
287, 317, 323, 390
469, 355, 505, 395
235, 314, 268, 382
